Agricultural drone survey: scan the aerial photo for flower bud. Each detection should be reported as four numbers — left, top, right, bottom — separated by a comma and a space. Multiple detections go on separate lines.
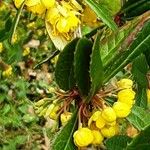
117, 79, 133, 89
118, 89, 135, 102
49, 105, 60, 120
35, 99, 45, 107
101, 125, 118, 138
102, 107, 116, 123
88, 111, 101, 127
0, 42, 3, 53
113, 102, 131, 118
45, 104, 55, 117
91, 130, 103, 145
60, 112, 72, 126
95, 115, 106, 129
73, 127, 94, 147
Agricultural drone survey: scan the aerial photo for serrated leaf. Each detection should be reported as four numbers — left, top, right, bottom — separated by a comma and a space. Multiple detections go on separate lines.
85, 0, 118, 31
132, 54, 148, 108
132, 54, 148, 87
52, 109, 78, 150
101, 22, 137, 69
104, 18, 150, 83
55, 38, 79, 91
127, 106, 150, 130
127, 125, 150, 150
74, 38, 93, 96
87, 32, 103, 102
45, 22, 68, 51
105, 135, 132, 150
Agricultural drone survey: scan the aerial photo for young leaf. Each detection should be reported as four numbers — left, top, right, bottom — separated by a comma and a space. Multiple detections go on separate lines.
87, 32, 103, 102
127, 125, 150, 150
52, 109, 78, 150
55, 38, 79, 91
127, 106, 150, 130
74, 38, 93, 97
104, 18, 150, 83
105, 135, 132, 150
85, 0, 118, 31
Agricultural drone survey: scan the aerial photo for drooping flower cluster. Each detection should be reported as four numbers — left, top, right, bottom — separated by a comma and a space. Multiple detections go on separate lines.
13, 0, 81, 39
73, 78, 136, 148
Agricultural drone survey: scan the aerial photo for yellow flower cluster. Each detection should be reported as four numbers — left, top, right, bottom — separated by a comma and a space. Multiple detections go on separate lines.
13, 0, 81, 39
73, 78, 135, 148
73, 127, 103, 147
2, 65, 13, 77
147, 89, 150, 103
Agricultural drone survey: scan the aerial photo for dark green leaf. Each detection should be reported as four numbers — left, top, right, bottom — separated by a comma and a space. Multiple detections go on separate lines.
52, 109, 78, 150
55, 38, 79, 91
87, 32, 103, 102
74, 38, 93, 96
135, 87, 148, 109
127, 125, 150, 150
105, 135, 132, 150
104, 19, 150, 83
127, 106, 150, 130
132, 54, 148, 88
85, 0, 118, 31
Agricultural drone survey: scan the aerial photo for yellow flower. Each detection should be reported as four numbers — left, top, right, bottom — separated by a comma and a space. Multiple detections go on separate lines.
91, 130, 104, 145
46, 7, 60, 25
11, 33, 18, 44
2, 66, 13, 77
73, 127, 94, 147
13, 0, 24, 8
113, 102, 131, 118
101, 107, 116, 123
0, 43, 3, 53
118, 89, 135, 105
27, 22, 36, 29
95, 115, 106, 129
40, 0, 55, 9
117, 78, 133, 89
147, 89, 150, 103
60, 112, 72, 126
101, 125, 119, 138
26, 0, 45, 14
23, 47, 30, 56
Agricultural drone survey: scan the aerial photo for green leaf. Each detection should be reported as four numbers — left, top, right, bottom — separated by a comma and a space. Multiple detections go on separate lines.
105, 135, 132, 150
52, 109, 78, 150
100, 22, 137, 69
132, 54, 148, 108
104, 19, 150, 83
85, 0, 118, 31
55, 38, 79, 91
132, 54, 148, 88
87, 32, 103, 101
127, 125, 150, 150
74, 38, 93, 96
135, 87, 148, 109
121, 0, 149, 19
127, 106, 150, 130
